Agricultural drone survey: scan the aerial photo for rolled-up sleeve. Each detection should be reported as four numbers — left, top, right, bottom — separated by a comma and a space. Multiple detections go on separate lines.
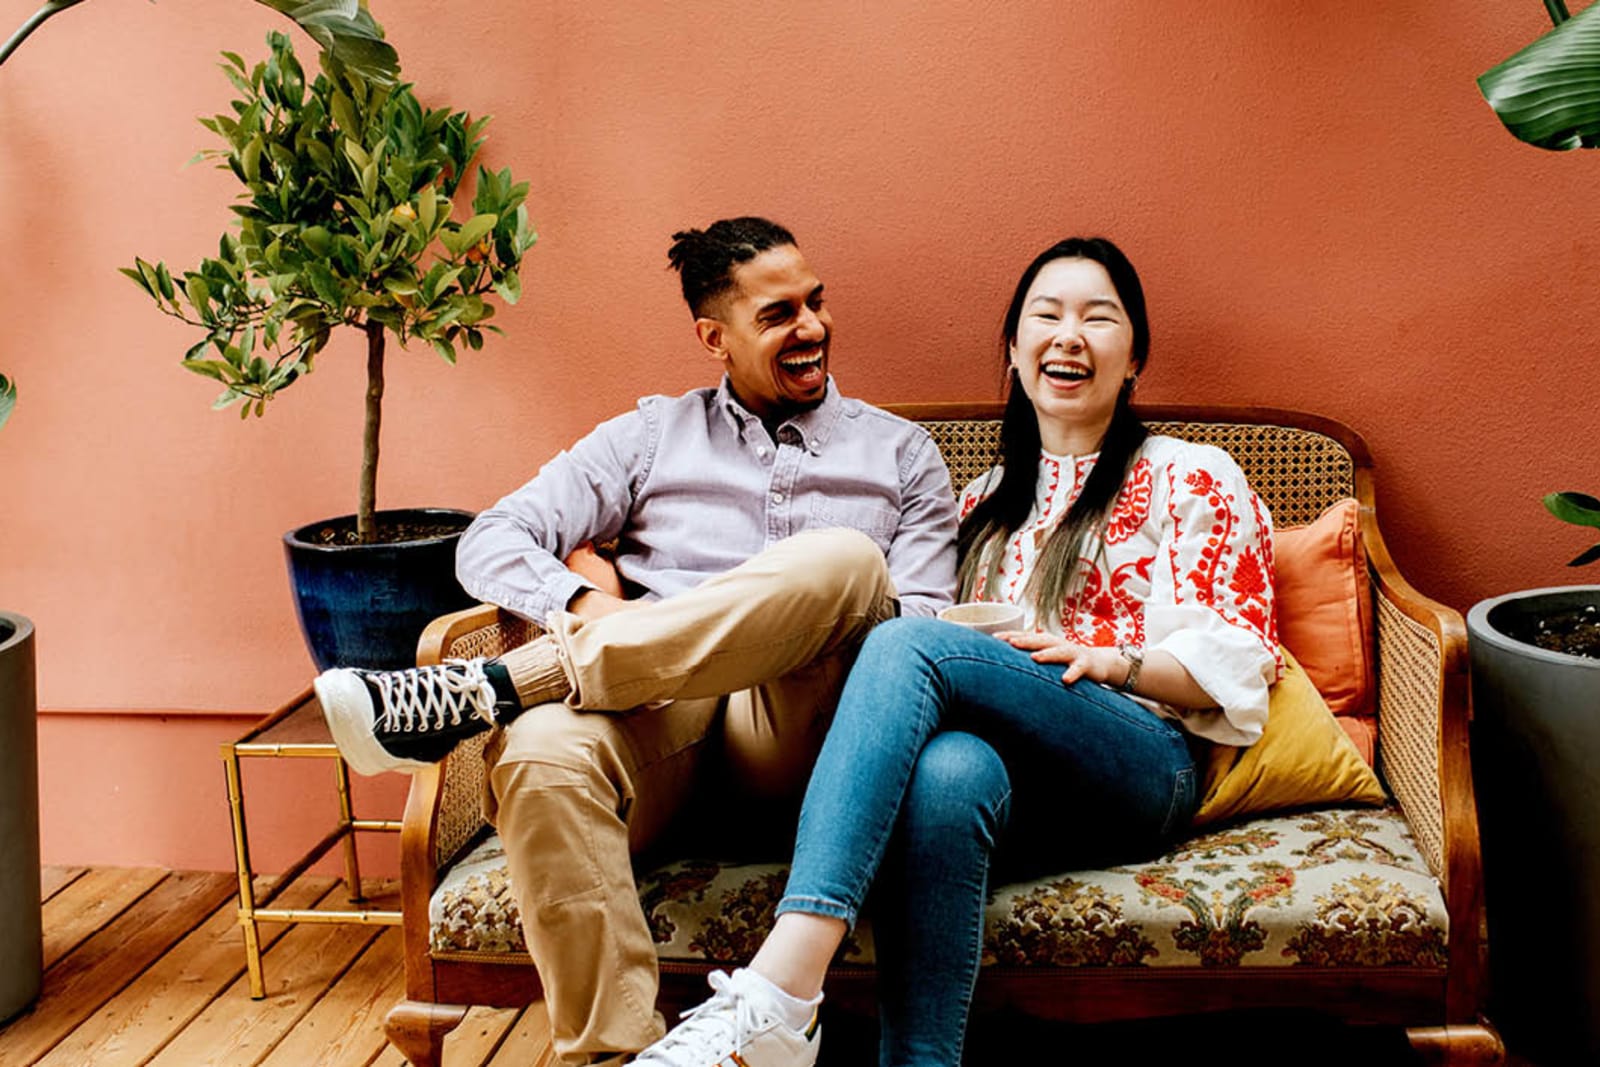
456, 408, 648, 624
886, 433, 959, 618
1143, 446, 1278, 745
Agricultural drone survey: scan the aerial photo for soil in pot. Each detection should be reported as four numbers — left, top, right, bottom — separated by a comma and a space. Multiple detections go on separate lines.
1495, 603, 1600, 659
298, 514, 469, 546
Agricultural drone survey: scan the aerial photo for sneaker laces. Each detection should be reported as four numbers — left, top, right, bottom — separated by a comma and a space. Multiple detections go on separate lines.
367, 658, 498, 733
634, 970, 770, 1065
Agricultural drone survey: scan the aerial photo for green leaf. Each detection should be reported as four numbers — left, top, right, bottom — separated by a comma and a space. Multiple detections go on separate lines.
417, 188, 437, 233
181, 359, 229, 382
305, 262, 345, 307
1569, 542, 1600, 567
184, 275, 212, 313
0, 373, 14, 431
342, 135, 370, 171
430, 337, 457, 364
301, 225, 332, 256
155, 262, 176, 302
120, 264, 155, 297
1479, 2, 1600, 150
454, 213, 498, 252
494, 269, 521, 305
1545, 491, 1600, 528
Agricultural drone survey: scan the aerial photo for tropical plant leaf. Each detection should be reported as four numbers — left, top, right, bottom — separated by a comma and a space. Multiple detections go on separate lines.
0, 373, 15, 431
252, 0, 398, 85
1569, 542, 1600, 567
1479, 2, 1600, 150
1546, 490, 1600, 528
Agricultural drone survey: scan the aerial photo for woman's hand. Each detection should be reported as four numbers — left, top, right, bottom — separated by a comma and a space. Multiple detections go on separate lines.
1000, 631, 1217, 708
998, 631, 1130, 687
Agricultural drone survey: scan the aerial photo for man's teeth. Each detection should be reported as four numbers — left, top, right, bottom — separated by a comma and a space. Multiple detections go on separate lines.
781, 352, 824, 371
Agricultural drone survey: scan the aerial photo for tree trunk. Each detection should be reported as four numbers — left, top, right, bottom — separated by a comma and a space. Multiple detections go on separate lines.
358, 321, 384, 544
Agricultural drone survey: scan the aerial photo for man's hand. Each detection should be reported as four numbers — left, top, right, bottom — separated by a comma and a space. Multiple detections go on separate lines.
999, 631, 1129, 687
568, 588, 636, 621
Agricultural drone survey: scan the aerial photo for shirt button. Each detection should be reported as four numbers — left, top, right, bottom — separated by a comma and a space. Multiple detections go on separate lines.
771, 491, 784, 503
757, 447, 769, 459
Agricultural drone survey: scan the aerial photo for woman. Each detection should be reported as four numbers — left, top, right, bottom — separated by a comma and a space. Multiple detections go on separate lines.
636, 237, 1280, 1067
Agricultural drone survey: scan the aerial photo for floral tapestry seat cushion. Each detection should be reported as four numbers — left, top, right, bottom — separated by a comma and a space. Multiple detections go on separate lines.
430, 805, 1446, 969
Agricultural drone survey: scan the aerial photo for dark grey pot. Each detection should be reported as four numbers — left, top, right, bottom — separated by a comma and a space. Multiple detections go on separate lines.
0, 612, 40, 1023
1468, 586, 1600, 1066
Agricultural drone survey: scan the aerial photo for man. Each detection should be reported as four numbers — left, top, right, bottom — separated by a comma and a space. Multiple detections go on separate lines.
315, 217, 957, 1066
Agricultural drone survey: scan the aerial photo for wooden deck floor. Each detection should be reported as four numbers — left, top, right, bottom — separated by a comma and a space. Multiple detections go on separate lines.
0, 867, 553, 1067
3, 866, 1525, 1066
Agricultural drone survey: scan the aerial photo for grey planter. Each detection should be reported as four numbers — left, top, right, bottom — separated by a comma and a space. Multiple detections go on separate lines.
0, 611, 40, 1023
1468, 586, 1600, 1066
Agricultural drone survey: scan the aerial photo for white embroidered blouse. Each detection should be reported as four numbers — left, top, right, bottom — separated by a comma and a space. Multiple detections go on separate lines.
958, 435, 1280, 746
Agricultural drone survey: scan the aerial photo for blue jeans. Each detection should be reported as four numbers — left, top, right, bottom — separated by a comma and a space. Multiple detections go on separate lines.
775, 617, 1198, 1066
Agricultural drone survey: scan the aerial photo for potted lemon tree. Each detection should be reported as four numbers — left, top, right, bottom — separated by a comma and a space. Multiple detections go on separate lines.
0, 3, 410, 1023
1470, 5, 1600, 1061
127, 30, 536, 669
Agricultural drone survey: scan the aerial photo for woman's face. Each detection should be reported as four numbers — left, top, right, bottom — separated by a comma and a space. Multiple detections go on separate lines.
1008, 256, 1138, 454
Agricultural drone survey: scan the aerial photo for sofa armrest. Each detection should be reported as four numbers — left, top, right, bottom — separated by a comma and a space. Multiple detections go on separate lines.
1359, 500, 1485, 1016
398, 602, 542, 985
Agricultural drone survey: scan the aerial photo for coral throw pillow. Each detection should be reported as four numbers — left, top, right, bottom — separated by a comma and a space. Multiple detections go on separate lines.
1273, 498, 1375, 722
1193, 647, 1387, 827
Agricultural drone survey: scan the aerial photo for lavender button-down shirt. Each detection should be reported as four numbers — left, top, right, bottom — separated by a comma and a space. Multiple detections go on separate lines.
457, 377, 958, 624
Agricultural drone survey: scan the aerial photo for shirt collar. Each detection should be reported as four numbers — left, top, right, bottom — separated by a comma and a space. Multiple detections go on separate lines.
715, 375, 843, 455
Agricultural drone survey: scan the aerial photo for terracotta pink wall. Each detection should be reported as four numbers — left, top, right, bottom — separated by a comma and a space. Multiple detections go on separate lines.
3, 1, 1598, 869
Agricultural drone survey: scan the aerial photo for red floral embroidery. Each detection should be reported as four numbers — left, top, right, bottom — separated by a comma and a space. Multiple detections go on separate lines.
1174, 468, 1236, 608
1164, 462, 1277, 656
1038, 456, 1063, 518
1106, 459, 1153, 544
1062, 556, 1149, 647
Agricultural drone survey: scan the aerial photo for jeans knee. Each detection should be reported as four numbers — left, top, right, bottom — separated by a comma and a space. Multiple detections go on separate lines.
860, 615, 941, 659
903, 732, 1010, 843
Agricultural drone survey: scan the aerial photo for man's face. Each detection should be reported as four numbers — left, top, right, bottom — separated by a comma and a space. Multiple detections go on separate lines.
698, 244, 832, 420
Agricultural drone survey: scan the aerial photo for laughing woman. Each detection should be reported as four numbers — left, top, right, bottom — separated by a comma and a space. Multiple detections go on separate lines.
636, 237, 1280, 1067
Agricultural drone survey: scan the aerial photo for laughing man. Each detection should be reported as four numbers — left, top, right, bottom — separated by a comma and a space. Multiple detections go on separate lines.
313, 216, 958, 1066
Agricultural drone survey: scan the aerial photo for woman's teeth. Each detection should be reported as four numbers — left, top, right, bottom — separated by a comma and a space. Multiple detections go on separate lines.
1042, 363, 1091, 382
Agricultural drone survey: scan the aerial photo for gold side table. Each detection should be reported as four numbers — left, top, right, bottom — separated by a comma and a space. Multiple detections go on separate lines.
221, 687, 402, 998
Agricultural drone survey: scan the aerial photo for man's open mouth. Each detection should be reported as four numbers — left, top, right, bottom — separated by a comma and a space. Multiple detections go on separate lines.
780, 349, 826, 376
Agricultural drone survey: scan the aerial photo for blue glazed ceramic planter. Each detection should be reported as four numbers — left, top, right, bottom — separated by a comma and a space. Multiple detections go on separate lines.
284, 508, 478, 672
0, 612, 40, 1024
1469, 586, 1600, 1066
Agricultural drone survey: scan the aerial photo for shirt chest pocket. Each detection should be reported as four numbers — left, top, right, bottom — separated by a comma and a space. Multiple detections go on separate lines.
809, 497, 900, 551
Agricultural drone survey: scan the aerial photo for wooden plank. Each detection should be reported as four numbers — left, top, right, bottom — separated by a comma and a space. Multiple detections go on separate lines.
367, 1005, 522, 1067
41, 867, 167, 970
32, 874, 338, 1067
39, 867, 86, 904
256, 928, 405, 1067
0, 870, 235, 1067
485, 1002, 555, 1067
146, 880, 396, 1067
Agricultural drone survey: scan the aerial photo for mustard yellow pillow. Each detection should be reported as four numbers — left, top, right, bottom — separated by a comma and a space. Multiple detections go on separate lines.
1192, 647, 1387, 827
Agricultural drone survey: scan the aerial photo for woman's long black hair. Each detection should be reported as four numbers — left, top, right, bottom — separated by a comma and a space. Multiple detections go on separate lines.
957, 237, 1151, 619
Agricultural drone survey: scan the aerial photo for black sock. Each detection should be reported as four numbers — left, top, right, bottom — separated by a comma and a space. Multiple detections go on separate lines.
483, 660, 525, 723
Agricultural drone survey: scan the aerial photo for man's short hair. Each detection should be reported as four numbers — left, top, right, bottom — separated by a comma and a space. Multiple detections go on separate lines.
667, 217, 797, 318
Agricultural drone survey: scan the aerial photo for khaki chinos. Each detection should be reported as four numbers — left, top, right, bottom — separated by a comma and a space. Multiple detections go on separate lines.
484, 528, 898, 1066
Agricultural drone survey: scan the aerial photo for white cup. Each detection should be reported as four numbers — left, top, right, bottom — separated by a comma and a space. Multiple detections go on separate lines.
937, 601, 1024, 635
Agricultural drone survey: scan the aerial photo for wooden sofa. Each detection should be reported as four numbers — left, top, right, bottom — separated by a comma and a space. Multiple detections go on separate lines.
384, 403, 1503, 1066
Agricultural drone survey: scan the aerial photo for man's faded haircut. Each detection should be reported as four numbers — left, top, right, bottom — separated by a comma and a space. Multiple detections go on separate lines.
667, 217, 797, 318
